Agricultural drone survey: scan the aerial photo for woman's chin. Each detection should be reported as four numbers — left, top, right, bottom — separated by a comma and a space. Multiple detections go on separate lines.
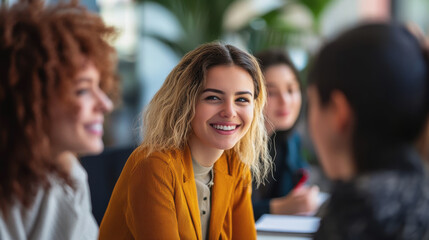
77, 144, 104, 156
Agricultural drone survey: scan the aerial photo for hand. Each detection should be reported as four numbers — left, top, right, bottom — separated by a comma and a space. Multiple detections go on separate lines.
269, 185, 320, 215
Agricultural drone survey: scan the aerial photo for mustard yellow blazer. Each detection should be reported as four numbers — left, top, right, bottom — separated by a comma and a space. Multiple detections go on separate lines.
98, 145, 256, 240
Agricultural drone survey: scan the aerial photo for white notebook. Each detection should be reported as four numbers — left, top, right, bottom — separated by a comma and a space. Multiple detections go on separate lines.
256, 214, 320, 234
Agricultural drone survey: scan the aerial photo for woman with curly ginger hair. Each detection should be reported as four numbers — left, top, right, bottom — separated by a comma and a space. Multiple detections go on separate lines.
0, 0, 118, 239
99, 42, 271, 240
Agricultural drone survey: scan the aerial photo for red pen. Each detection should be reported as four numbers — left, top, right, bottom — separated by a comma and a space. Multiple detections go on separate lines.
293, 169, 308, 190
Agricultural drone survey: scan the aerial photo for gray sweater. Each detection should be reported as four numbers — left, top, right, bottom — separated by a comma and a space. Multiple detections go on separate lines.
0, 156, 98, 240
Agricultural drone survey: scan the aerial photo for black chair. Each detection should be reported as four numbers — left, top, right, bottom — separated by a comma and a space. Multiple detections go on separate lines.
80, 146, 135, 225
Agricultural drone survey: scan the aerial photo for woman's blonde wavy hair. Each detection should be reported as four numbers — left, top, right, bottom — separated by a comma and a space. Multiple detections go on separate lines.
142, 42, 271, 185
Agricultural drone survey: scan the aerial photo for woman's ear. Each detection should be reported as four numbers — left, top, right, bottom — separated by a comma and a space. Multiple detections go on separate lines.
417, 117, 429, 161
329, 90, 354, 135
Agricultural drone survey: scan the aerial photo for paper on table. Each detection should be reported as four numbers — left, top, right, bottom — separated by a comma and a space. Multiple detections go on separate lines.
255, 214, 320, 234
317, 192, 329, 206
309, 191, 330, 216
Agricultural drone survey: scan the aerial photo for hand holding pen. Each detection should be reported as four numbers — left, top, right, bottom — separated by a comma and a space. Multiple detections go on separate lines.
270, 169, 320, 215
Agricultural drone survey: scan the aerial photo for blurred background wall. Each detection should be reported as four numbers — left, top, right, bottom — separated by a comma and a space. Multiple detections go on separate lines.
4, 0, 428, 153
95, 0, 428, 153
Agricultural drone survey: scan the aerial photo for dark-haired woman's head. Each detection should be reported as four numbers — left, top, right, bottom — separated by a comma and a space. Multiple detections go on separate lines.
307, 23, 428, 180
256, 49, 302, 135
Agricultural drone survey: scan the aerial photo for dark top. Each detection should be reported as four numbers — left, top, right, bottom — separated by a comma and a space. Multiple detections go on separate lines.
80, 146, 134, 224
314, 145, 429, 240
252, 130, 308, 220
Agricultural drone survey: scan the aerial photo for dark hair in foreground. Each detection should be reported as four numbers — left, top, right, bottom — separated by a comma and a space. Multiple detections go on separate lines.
308, 23, 429, 173
0, 0, 117, 213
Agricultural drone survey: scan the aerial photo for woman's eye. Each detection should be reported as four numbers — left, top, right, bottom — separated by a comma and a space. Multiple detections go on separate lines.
268, 91, 279, 97
236, 97, 250, 103
288, 87, 300, 94
76, 88, 89, 96
204, 95, 220, 101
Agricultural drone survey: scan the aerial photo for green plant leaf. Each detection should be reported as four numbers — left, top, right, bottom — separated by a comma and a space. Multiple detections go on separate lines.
298, 0, 333, 22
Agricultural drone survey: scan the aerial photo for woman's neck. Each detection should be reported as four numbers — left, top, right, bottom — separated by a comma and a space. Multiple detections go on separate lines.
53, 151, 76, 174
188, 137, 223, 167
336, 156, 356, 181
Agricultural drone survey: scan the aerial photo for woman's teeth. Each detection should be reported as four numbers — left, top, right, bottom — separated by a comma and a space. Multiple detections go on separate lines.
87, 123, 103, 132
212, 125, 236, 131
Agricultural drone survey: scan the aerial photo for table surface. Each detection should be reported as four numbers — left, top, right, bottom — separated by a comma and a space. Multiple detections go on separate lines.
257, 231, 312, 240
257, 234, 311, 240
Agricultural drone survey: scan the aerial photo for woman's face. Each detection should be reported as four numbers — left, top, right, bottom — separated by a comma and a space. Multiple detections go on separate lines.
307, 86, 340, 179
50, 61, 113, 156
263, 64, 301, 134
190, 65, 255, 152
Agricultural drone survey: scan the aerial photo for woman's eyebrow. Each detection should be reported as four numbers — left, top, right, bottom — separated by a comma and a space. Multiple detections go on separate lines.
202, 88, 224, 94
202, 88, 253, 96
235, 91, 253, 96
76, 77, 92, 83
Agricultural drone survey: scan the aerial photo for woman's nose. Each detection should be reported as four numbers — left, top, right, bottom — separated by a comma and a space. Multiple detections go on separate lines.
96, 90, 113, 113
219, 101, 236, 118
279, 92, 291, 105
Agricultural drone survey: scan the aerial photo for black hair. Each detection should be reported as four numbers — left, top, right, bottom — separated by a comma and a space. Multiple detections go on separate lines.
308, 23, 428, 173
255, 48, 301, 88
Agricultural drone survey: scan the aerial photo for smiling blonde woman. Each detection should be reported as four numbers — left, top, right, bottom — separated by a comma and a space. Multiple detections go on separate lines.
99, 42, 271, 240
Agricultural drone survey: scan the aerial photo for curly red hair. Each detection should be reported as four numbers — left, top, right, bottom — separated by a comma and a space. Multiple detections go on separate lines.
0, 0, 118, 213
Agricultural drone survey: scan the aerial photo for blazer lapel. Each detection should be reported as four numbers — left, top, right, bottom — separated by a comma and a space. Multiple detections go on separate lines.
181, 146, 202, 240
209, 153, 234, 239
